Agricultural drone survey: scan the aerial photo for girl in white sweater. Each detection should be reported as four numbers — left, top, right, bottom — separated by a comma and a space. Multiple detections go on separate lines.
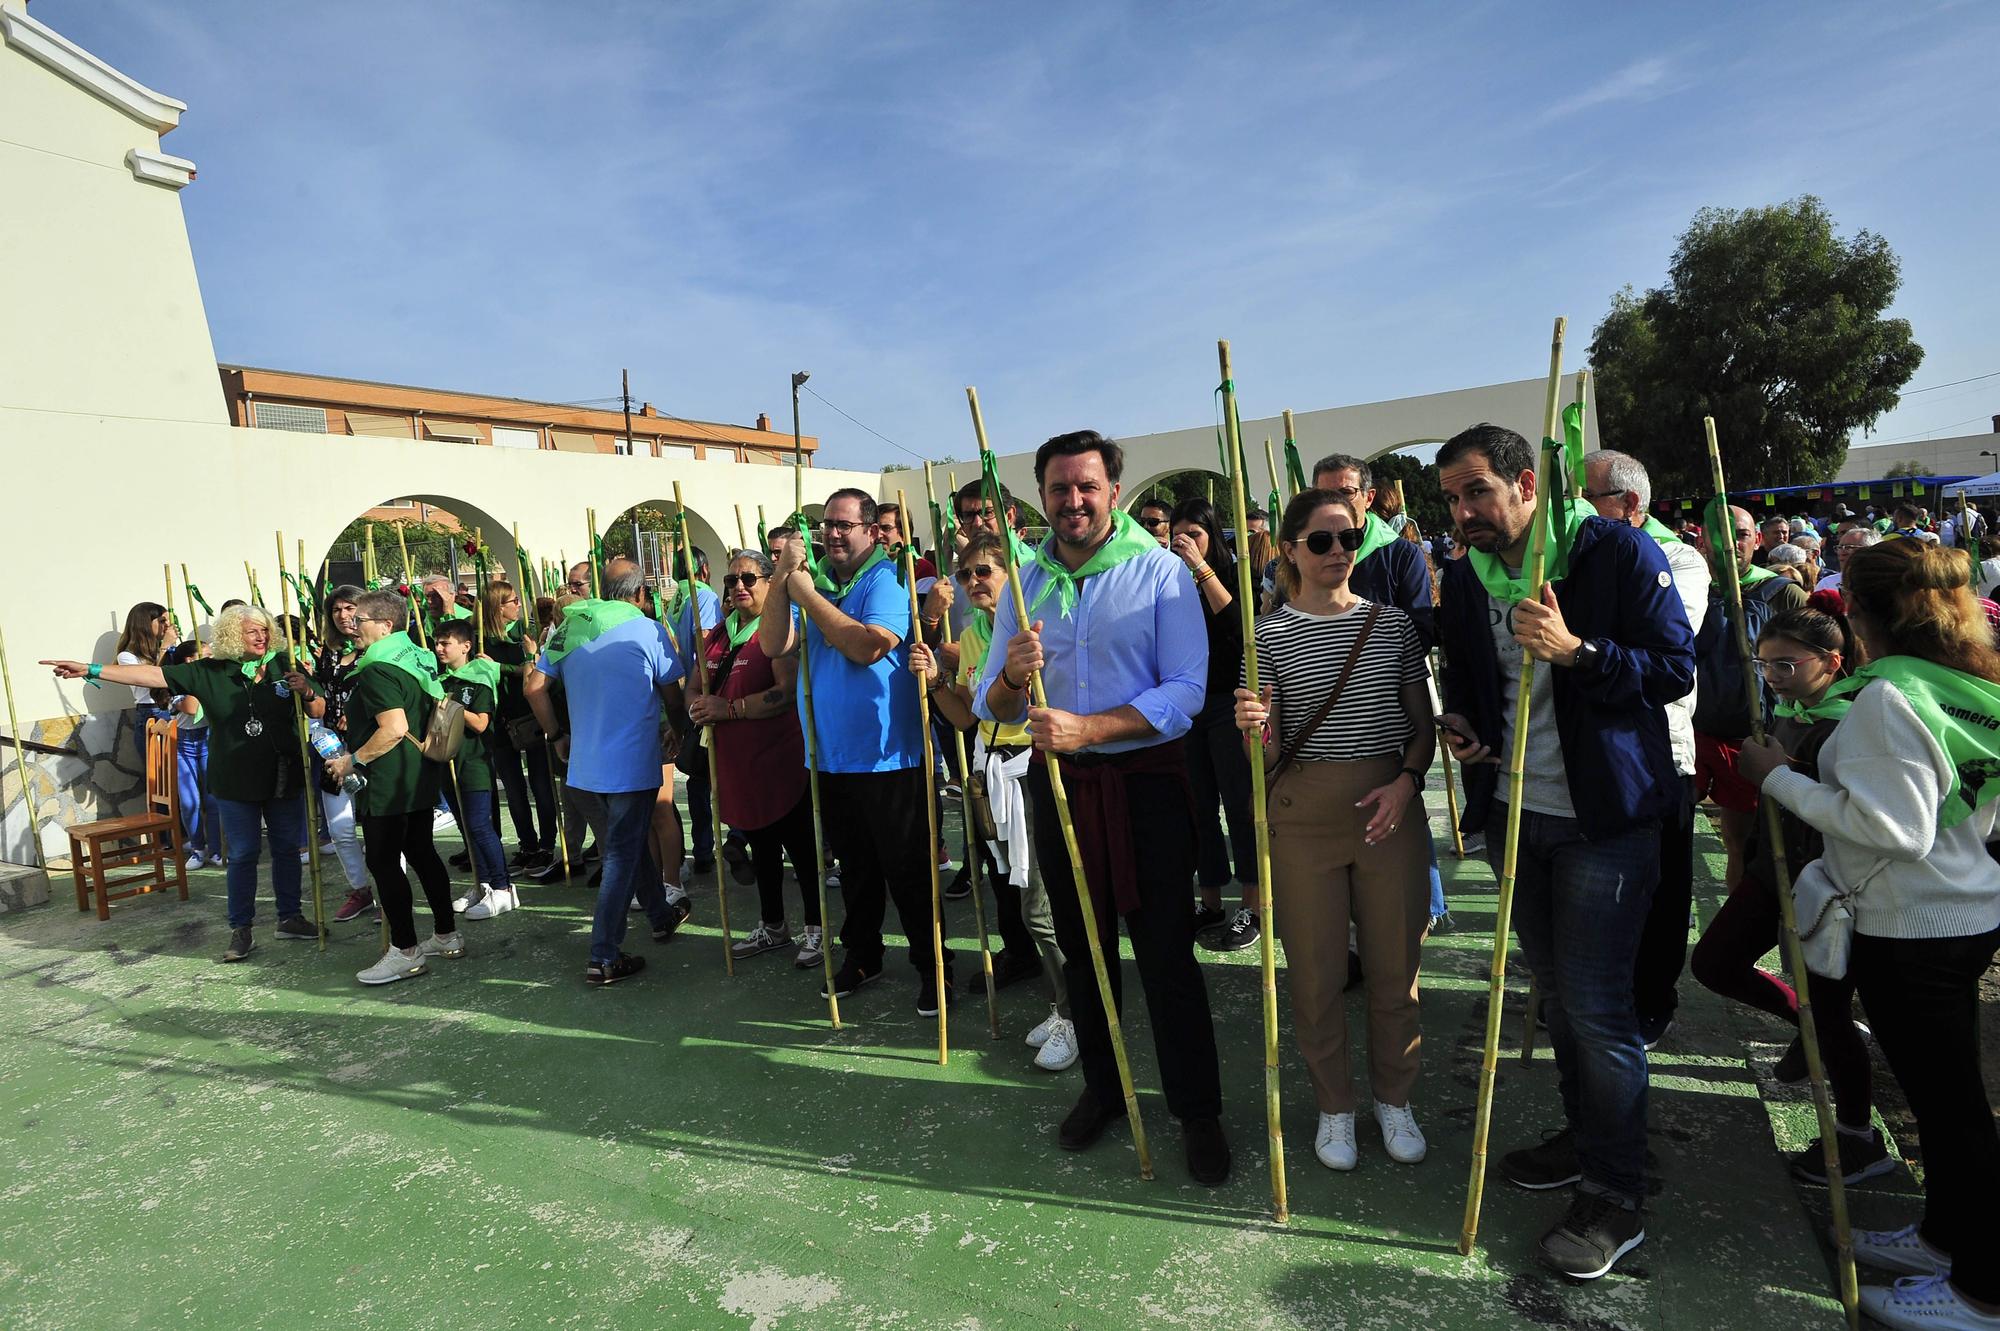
1740, 540, 2000, 1331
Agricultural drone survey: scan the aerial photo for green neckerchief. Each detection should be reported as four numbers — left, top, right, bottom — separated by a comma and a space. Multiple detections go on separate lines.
1785, 656, 2000, 827
441, 603, 472, 621
1640, 515, 1680, 546
1026, 507, 1160, 619
445, 657, 501, 697
541, 598, 645, 664
237, 648, 280, 681
812, 542, 890, 597
1739, 562, 1780, 588
355, 631, 446, 700
1465, 499, 1589, 605
960, 606, 995, 668
1351, 511, 1400, 567
722, 609, 759, 649
1774, 689, 1853, 725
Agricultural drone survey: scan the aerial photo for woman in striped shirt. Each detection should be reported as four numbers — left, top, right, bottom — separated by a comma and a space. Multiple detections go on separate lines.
1235, 487, 1435, 1174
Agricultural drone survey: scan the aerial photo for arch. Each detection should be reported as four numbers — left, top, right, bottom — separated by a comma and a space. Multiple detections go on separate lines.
310, 492, 522, 595
598, 497, 730, 587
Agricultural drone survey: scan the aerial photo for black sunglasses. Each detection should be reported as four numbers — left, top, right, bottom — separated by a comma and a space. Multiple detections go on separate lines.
1301, 528, 1365, 555
953, 563, 997, 584
722, 572, 761, 589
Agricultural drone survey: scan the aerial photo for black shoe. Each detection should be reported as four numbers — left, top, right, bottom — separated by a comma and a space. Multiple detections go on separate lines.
273, 914, 324, 942
1638, 1013, 1675, 1050
821, 957, 883, 999
581, 842, 600, 863
1791, 1129, 1897, 1186
1536, 1191, 1645, 1280
942, 866, 972, 901
690, 856, 715, 876
652, 894, 693, 942
1773, 1036, 1809, 1085
528, 857, 571, 883
516, 849, 551, 872
1184, 1116, 1231, 1186
917, 966, 955, 1017
584, 952, 646, 987
509, 847, 537, 868
221, 927, 254, 963
1191, 904, 1227, 934
1344, 948, 1365, 992
1427, 912, 1455, 935
984, 950, 1041, 993
1058, 1087, 1126, 1151
449, 850, 473, 871
1503, 1128, 1582, 1191
722, 836, 750, 869
1199, 907, 1261, 953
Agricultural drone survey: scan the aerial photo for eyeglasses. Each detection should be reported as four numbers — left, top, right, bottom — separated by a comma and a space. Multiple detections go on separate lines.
953, 564, 998, 584
722, 572, 761, 589
1139, 516, 1168, 530
1753, 653, 1828, 679
818, 519, 866, 537
502, 596, 520, 606
355, 615, 387, 625
1579, 488, 1628, 502
957, 508, 993, 523
566, 580, 589, 593
1300, 528, 1365, 555
1318, 486, 1364, 502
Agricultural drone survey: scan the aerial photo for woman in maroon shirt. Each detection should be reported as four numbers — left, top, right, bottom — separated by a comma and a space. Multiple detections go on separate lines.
687, 550, 823, 968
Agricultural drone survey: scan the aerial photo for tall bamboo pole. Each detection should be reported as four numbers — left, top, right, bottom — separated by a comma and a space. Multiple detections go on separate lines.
1572, 371, 1590, 499
1218, 342, 1288, 1222
1264, 439, 1282, 507
179, 565, 201, 657
0, 626, 48, 869
674, 482, 734, 975
926, 461, 999, 1038
474, 528, 486, 647
586, 510, 602, 598
899, 487, 950, 1064
164, 565, 180, 647
245, 562, 263, 608
276, 534, 328, 950
1460, 315, 1567, 1255
792, 373, 841, 1028
364, 523, 378, 588
967, 386, 1151, 1178
1704, 417, 1860, 1330
734, 504, 749, 552
757, 506, 769, 550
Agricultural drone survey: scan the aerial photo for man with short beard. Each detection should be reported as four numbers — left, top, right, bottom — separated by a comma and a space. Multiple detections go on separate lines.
1434, 423, 1692, 1280
977, 430, 1228, 1186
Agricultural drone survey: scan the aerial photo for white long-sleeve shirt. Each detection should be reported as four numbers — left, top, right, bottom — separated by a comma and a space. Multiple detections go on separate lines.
1761, 679, 2000, 940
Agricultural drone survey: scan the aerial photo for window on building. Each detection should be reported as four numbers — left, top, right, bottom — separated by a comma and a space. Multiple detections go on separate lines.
658, 443, 697, 462
613, 436, 633, 456
254, 402, 329, 433
491, 426, 540, 450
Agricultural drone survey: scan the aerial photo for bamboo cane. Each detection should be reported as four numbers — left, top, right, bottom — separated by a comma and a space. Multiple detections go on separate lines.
899, 488, 950, 1064
318, 556, 330, 646
276, 534, 329, 950
926, 461, 999, 1038
1572, 371, 1590, 500
1704, 417, 1860, 1331
792, 374, 840, 1029
674, 482, 734, 975
967, 386, 1151, 1178
1218, 343, 1289, 1222
474, 528, 486, 647
1428, 653, 1466, 858
587, 510, 602, 598
245, 561, 263, 608
0, 625, 48, 870
1264, 439, 1282, 507
1460, 315, 1567, 1255
734, 504, 749, 552
164, 565, 180, 649
513, 524, 570, 885
757, 506, 770, 551
180, 565, 201, 658
365, 523, 378, 588
1282, 409, 1299, 485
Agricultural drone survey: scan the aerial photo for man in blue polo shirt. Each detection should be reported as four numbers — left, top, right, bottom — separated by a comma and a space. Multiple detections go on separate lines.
526, 565, 689, 987
761, 487, 953, 1015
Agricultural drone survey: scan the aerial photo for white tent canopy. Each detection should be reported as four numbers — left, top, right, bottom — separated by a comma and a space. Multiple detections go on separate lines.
1952, 470, 2000, 498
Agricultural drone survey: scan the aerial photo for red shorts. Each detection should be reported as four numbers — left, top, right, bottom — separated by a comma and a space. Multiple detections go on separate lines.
1693, 733, 1761, 813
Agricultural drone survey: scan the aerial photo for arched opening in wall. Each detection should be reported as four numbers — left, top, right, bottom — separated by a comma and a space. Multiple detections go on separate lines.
1121, 468, 1232, 518
600, 499, 730, 595
311, 494, 523, 631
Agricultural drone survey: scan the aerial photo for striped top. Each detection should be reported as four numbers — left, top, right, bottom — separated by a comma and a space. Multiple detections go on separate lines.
1246, 600, 1425, 761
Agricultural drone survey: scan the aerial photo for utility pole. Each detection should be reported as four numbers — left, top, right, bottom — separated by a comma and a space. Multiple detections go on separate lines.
622, 367, 635, 457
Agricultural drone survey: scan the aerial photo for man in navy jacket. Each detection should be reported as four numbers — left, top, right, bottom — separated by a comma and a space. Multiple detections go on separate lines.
1435, 423, 1693, 1282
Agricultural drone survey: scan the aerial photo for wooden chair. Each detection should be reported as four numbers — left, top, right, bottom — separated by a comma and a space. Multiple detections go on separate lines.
68, 717, 187, 920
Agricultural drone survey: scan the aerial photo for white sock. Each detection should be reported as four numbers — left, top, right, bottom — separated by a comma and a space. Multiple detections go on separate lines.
1836, 1120, 1874, 1141
663, 881, 687, 904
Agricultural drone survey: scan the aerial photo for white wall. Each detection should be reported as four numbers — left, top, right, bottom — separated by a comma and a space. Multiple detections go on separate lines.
1836, 430, 2000, 484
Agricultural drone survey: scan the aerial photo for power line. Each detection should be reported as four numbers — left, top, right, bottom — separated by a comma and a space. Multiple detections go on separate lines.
800, 385, 931, 464
1862, 414, 1994, 447
1900, 369, 2000, 395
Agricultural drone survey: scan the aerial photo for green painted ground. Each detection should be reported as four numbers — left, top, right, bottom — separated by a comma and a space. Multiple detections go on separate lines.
0, 785, 1906, 1329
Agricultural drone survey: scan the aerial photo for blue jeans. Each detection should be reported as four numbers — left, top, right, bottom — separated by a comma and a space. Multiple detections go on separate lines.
446, 781, 512, 890
1426, 838, 1446, 918
176, 730, 220, 858
214, 794, 306, 929
585, 787, 676, 967
1484, 803, 1660, 1206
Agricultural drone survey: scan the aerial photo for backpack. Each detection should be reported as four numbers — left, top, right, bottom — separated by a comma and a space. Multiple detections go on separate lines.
1691, 578, 1792, 740
403, 693, 466, 763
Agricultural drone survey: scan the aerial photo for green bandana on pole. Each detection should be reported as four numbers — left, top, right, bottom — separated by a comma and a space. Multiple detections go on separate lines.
1024, 507, 1159, 619
354, 631, 445, 700
1283, 435, 1306, 494
1561, 400, 1588, 483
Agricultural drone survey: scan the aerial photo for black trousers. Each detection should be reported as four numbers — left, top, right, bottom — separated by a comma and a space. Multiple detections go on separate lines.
1634, 776, 1695, 1022
362, 808, 455, 949
1027, 761, 1222, 1121
747, 789, 821, 928
820, 768, 950, 974
1186, 708, 1256, 889
1851, 926, 2000, 1303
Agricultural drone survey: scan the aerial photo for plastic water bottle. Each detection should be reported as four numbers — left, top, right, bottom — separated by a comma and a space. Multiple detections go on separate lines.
307, 720, 366, 795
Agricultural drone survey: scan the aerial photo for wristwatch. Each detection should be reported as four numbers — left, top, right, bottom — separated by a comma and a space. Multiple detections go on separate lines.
1570, 639, 1603, 672
1401, 766, 1426, 793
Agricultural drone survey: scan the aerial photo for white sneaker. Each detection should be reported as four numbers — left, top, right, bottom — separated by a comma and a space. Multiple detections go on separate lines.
357, 947, 427, 986
417, 931, 466, 960
1033, 1018, 1079, 1071
1854, 1223, 1951, 1277
184, 854, 205, 872
1373, 1101, 1428, 1164
793, 925, 824, 970
1860, 1274, 2000, 1330
1315, 1112, 1358, 1171
452, 884, 488, 914
1025, 1006, 1062, 1049
463, 888, 515, 921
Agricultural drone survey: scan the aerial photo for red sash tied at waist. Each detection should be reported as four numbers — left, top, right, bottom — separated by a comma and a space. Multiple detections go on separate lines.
1034, 738, 1193, 915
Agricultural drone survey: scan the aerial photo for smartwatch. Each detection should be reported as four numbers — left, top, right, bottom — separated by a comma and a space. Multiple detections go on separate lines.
1571, 639, 1604, 673
1400, 766, 1427, 793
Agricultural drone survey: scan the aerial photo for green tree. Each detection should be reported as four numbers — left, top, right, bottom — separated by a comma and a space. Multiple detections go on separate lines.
1881, 458, 1936, 480
1366, 451, 1448, 537
1589, 196, 1922, 495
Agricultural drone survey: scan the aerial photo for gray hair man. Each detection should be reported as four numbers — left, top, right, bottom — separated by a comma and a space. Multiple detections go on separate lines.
1820, 525, 1880, 590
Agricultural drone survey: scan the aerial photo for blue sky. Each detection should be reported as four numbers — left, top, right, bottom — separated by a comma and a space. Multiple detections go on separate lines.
41, 0, 2000, 471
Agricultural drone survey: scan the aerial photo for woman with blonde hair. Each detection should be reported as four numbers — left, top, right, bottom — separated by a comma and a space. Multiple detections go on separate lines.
1233, 487, 1435, 1173
45, 603, 318, 961
1739, 540, 2000, 1328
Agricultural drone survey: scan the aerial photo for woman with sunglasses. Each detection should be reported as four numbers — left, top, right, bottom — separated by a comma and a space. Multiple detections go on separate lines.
481, 580, 559, 876
1166, 496, 1261, 953
1233, 488, 1435, 1172
910, 531, 1076, 1071
1690, 595, 1883, 1182
687, 551, 823, 968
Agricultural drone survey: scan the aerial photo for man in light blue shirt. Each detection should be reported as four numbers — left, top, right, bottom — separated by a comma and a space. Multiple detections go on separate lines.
526, 565, 689, 987
762, 487, 953, 1015
974, 429, 1229, 1187
666, 546, 725, 873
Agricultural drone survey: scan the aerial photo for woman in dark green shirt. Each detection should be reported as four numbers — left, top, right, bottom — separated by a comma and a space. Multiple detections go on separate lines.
45, 603, 317, 963
321, 589, 461, 986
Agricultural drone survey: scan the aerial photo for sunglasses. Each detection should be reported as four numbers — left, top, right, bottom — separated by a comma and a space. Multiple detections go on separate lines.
722, 572, 761, 589
953, 564, 998, 584
1300, 528, 1365, 555
957, 509, 992, 523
